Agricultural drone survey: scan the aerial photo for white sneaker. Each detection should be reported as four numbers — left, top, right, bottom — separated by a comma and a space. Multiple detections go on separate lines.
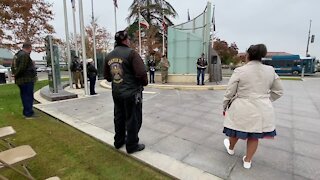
223, 138, 235, 155
242, 156, 252, 169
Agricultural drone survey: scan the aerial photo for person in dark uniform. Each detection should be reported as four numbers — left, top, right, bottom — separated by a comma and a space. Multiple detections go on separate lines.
147, 54, 156, 83
11, 42, 37, 119
104, 30, 148, 154
87, 58, 98, 95
196, 53, 208, 85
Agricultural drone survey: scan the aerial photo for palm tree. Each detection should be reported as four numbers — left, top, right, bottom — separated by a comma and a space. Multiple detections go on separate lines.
127, 0, 177, 57
127, 0, 178, 28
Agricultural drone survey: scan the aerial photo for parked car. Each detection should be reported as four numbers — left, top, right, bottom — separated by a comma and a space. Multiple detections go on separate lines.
36, 67, 47, 72
0, 65, 9, 77
45, 67, 52, 72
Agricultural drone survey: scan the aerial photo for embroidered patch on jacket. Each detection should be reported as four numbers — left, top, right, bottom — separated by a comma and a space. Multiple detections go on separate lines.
108, 58, 124, 84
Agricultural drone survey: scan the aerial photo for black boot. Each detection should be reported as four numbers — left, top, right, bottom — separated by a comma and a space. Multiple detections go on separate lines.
127, 144, 145, 154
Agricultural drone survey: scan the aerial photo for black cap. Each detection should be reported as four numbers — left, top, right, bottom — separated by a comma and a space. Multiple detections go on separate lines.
115, 30, 128, 42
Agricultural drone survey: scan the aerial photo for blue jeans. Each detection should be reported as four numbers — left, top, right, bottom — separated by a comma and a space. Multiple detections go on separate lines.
149, 71, 155, 83
18, 82, 34, 117
197, 68, 205, 85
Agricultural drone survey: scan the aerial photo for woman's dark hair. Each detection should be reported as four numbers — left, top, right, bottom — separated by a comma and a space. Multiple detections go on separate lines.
247, 44, 267, 61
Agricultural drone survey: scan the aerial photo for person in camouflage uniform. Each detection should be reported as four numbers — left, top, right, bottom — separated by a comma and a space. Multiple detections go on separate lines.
71, 56, 84, 89
160, 54, 170, 84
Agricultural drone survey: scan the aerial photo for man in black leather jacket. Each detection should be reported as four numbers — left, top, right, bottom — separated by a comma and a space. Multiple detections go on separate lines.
104, 30, 148, 154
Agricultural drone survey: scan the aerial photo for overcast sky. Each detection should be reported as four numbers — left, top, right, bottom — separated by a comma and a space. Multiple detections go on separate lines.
32, 0, 320, 60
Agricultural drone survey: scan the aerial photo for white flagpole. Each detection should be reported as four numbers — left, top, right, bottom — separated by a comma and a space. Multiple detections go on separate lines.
63, 0, 73, 88
79, 0, 89, 95
138, 6, 142, 56
162, 0, 165, 55
72, 1, 78, 56
211, 5, 215, 48
91, 0, 97, 70
114, 2, 118, 32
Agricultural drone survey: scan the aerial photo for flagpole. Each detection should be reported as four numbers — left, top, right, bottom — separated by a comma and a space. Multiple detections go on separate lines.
63, 0, 73, 88
114, 2, 118, 32
138, 6, 142, 56
72, 1, 78, 56
79, 0, 89, 95
211, 5, 215, 48
162, 0, 165, 55
91, 0, 97, 70
306, 19, 312, 56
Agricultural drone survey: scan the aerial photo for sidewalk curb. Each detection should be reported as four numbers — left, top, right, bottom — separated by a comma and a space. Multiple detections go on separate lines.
100, 80, 227, 91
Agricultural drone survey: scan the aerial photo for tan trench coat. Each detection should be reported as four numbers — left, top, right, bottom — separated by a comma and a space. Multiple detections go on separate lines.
223, 61, 284, 133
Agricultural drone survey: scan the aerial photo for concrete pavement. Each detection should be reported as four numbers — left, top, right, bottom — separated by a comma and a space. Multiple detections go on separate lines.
34, 78, 320, 180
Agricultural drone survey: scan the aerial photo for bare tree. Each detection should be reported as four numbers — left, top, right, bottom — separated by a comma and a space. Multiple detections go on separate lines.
85, 20, 112, 58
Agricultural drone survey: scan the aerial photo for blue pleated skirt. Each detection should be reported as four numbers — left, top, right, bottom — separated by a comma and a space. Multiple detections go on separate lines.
223, 127, 277, 139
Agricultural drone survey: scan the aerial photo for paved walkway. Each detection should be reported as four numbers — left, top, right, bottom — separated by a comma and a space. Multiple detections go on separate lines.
34, 78, 320, 180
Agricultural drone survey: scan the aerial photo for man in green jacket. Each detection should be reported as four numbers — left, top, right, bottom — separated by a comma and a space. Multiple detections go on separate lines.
11, 42, 37, 119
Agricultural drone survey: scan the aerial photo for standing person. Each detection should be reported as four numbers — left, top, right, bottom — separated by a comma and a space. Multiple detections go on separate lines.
87, 58, 98, 95
160, 54, 170, 84
222, 44, 284, 169
196, 53, 207, 85
71, 56, 84, 89
147, 54, 156, 83
80, 59, 84, 88
11, 42, 37, 119
70, 56, 77, 88
104, 30, 148, 154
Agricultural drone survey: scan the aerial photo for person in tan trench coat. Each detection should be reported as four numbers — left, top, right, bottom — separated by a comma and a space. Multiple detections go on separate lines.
222, 44, 284, 169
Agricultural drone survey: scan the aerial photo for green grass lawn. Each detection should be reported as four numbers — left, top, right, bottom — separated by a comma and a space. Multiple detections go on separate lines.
279, 77, 303, 81
0, 81, 171, 180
